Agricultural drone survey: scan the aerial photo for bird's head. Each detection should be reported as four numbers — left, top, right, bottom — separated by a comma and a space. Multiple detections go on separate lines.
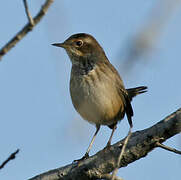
52, 33, 107, 65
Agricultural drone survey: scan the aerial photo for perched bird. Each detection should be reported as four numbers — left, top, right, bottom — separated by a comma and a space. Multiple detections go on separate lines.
52, 33, 147, 160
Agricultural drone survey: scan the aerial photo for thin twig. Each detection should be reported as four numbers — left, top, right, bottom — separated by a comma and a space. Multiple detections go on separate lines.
111, 127, 132, 180
156, 142, 181, 155
23, 0, 35, 26
0, 149, 20, 170
0, 0, 54, 60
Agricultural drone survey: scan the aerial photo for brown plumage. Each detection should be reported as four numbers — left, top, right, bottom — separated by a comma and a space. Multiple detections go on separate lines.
52, 33, 147, 160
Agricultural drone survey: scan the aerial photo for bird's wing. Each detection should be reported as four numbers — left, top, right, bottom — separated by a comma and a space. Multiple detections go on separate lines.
103, 60, 133, 127
107, 61, 134, 127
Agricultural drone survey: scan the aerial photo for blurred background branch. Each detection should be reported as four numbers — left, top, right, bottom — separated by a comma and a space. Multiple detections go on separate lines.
119, 0, 181, 74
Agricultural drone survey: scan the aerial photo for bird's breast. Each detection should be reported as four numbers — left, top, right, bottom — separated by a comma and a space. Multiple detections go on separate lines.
70, 64, 125, 126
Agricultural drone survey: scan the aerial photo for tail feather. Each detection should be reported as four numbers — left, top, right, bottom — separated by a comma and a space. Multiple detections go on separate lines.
125, 99, 133, 128
126, 86, 148, 101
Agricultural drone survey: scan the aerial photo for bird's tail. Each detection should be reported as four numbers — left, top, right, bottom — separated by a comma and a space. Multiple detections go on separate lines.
126, 86, 147, 101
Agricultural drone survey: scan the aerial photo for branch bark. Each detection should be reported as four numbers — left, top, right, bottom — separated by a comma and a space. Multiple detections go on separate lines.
0, 0, 54, 60
29, 108, 181, 180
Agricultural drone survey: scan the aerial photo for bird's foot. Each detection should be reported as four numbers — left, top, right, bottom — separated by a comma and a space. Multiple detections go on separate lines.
103, 142, 111, 150
106, 141, 112, 148
106, 142, 111, 147
73, 153, 89, 163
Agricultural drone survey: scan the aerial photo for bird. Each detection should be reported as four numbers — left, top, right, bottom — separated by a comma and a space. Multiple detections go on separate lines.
52, 33, 147, 160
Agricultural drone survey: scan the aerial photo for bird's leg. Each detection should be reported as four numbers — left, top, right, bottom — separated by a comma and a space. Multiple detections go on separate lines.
84, 125, 100, 157
74, 125, 100, 162
106, 124, 117, 147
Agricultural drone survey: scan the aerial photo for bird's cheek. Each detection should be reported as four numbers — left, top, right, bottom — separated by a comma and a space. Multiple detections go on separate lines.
69, 48, 83, 57
75, 49, 84, 57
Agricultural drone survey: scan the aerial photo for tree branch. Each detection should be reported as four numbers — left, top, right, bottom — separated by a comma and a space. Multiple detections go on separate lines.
0, 149, 19, 170
156, 142, 181, 155
29, 108, 181, 180
0, 0, 54, 60
23, 0, 35, 26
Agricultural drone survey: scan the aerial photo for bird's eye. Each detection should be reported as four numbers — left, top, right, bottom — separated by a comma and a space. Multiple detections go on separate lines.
75, 40, 83, 47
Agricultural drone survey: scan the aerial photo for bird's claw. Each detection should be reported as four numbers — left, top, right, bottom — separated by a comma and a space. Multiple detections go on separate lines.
73, 153, 89, 163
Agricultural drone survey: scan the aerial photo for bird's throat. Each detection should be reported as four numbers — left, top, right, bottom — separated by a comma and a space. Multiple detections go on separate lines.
75, 58, 95, 75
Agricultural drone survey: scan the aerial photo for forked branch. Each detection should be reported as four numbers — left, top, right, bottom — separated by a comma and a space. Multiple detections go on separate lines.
0, 0, 54, 60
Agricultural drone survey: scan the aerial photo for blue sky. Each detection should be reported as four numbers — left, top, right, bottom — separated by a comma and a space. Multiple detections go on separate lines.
0, 0, 180, 179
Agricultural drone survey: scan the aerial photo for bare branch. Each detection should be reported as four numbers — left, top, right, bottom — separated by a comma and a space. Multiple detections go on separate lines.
0, 149, 19, 170
23, 0, 35, 26
0, 0, 54, 60
156, 142, 181, 155
29, 108, 181, 180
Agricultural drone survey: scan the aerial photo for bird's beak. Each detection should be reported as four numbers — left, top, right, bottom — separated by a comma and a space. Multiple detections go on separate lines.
51, 42, 67, 48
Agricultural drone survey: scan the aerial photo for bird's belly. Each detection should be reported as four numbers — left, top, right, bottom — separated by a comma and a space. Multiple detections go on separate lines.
70, 74, 124, 126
